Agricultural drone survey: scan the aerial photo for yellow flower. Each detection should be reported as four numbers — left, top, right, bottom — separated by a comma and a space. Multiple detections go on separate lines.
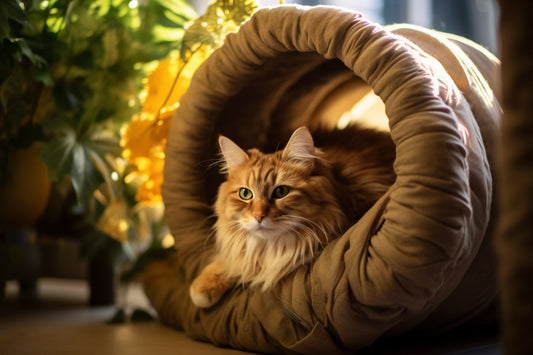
140, 52, 181, 116
121, 114, 156, 162
134, 155, 165, 203
141, 46, 211, 118
121, 46, 212, 203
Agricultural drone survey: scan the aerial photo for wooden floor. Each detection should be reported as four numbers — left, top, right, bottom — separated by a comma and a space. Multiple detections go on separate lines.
1, 278, 501, 355
0, 279, 251, 355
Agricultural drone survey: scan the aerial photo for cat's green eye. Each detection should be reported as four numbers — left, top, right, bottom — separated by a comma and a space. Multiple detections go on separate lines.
239, 187, 253, 200
272, 185, 290, 199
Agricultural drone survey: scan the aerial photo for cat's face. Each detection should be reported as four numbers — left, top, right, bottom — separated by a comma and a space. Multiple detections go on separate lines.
218, 151, 315, 240
215, 127, 344, 243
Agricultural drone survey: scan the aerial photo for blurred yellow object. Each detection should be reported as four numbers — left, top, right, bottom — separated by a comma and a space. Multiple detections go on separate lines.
134, 153, 165, 203
96, 198, 130, 242
121, 46, 211, 203
140, 46, 210, 119
121, 113, 168, 162
161, 233, 175, 248
0, 145, 51, 227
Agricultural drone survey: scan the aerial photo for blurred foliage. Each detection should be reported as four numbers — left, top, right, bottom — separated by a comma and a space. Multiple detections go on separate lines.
180, 0, 257, 60
0, 0, 195, 296
0, 0, 259, 300
0, 0, 195, 204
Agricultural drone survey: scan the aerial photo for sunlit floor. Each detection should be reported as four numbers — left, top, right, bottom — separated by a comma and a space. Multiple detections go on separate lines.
1, 278, 500, 355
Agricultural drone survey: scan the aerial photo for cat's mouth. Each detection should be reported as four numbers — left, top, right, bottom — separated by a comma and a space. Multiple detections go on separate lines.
250, 221, 276, 231
244, 218, 283, 237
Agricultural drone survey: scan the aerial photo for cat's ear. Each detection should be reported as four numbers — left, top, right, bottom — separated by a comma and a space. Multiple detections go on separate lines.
282, 127, 316, 169
219, 135, 249, 171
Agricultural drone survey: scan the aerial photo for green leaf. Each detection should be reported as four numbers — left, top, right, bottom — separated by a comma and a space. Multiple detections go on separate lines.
18, 40, 47, 67
39, 127, 76, 181
0, 0, 29, 40
153, 0, 196, 22
39, 127, 121, 204
70, 142, 104, 204
33, 68, 53, 86
3, 0, 29, 24
84, 137, 122, 157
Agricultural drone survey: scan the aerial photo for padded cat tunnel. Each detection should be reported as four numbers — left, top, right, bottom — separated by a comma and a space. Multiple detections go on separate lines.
143, 5, 501, 353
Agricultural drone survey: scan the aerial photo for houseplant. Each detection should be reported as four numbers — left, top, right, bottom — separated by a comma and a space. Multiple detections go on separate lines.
0, 0, 195, 300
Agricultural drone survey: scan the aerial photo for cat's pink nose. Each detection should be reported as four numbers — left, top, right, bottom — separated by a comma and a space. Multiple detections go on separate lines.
253, 213, 266, 223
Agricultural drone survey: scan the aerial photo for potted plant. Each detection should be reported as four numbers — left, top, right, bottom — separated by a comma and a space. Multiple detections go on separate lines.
0, 0, 195, 302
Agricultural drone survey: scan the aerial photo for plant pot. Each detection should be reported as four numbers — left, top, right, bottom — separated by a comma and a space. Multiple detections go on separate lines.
0, 145, 51, 228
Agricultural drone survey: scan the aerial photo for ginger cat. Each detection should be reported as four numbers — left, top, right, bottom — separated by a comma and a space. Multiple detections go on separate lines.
190, 125, 395, 308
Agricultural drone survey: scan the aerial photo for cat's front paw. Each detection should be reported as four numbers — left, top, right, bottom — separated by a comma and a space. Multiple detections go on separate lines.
190, 280, 221, 308
189, 261, 232, 308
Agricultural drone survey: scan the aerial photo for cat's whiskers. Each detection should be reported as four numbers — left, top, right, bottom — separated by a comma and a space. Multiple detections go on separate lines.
214, 219, 242, 236
280, 214, 334, 245
273, 215, 330, 268
201, 213, 221, 250
281, 220, 321, 250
